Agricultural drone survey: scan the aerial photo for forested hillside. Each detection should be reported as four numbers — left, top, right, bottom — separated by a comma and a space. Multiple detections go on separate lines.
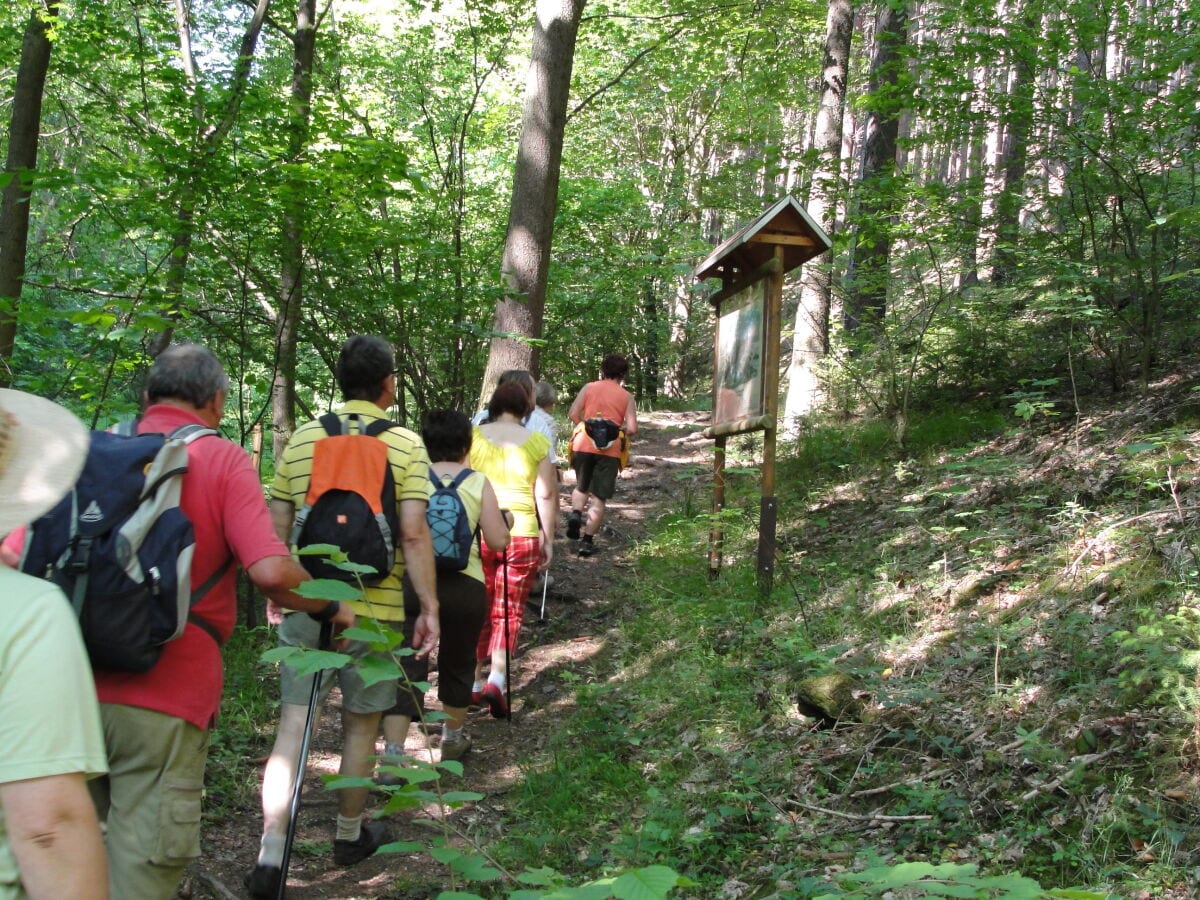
3, 0, 1199, 896
2, 0, 1196, 428
197, 367, 1200, 898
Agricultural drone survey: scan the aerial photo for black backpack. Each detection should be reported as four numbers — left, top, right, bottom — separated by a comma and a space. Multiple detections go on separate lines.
584, 416, 622, 450
290, 413, 399, 585
20, 425, 229, 672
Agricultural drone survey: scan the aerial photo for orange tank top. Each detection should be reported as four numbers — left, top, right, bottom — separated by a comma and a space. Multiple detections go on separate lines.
572, 379, 630, 458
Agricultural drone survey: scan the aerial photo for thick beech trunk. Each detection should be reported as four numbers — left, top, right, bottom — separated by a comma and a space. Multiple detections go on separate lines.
991, 3, 1037, 285
784, 0, 853, 427
843, 0, 908, 336
481, 0, 584, 406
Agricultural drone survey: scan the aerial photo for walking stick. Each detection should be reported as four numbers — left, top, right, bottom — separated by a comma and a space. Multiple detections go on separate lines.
502, 546, 512, 722
539, 571, 549, 621
276, 621, 332, 900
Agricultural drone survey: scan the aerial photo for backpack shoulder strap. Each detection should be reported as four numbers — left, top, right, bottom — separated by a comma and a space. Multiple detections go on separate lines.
187, 555, 235, 647
319, 413, 343, 437
364, 418, 396, 438
449, 468, 475, 489
111, 417, 139, 436
168, 424, 221, 444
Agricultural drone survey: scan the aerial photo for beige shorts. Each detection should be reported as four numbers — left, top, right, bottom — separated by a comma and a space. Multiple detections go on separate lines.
90, 703, 209, 900
276, 612, 401, 713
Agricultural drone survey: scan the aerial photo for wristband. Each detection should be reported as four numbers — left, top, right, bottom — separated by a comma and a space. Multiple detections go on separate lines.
308, 600, 341, 623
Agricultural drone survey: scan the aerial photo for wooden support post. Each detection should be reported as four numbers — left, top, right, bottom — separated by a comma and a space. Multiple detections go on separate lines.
696, 196, 831, 594
757, 246, 785, 595
710, 435, 726, 579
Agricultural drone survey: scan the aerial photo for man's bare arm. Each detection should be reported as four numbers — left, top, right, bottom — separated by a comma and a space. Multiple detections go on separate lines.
399, 497, 439, 658
623, 394, 639, 436
269, 498, 294, 544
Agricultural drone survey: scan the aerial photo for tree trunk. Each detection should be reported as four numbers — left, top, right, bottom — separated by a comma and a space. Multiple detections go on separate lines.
990, 3, 1037, 285
0, 1, 59, 385
147, 0, 274, 359
480, 0, 585, 407
783, 0, 853, 429
272, 0, 318, 460
843, 0, 908, 336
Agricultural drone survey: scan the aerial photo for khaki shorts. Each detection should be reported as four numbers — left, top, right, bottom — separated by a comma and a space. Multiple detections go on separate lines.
572, 451, 619, 500
277, 612, 400, 713
90, 704, 210, 900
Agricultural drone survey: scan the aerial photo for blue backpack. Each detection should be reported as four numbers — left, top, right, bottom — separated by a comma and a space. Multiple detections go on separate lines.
20, 425, 229, 672
427, 468, 477, 572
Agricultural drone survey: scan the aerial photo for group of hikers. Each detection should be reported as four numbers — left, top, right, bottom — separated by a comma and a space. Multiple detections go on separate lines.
0, 335, 638, 900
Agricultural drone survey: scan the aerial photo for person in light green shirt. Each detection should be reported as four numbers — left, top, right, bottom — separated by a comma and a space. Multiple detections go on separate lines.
0, 388, 108, 900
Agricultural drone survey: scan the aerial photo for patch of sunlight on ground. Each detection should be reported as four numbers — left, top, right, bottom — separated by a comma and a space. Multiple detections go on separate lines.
880, 629, 955, 672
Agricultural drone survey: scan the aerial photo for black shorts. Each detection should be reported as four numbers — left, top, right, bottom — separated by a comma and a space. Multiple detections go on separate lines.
572, 451, 619, 500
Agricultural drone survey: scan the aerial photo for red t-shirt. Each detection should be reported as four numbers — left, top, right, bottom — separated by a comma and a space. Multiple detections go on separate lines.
92, 404, 289, 729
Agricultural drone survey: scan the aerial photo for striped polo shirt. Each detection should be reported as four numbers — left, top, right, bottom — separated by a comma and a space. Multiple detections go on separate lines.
272, 400, 431, 620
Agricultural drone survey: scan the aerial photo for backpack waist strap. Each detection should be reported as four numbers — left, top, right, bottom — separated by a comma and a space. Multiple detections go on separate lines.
187, 555, 234, 647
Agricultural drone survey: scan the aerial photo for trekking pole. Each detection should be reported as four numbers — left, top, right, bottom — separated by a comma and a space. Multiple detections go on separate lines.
539, 570, 549, 622
502, 547, 512, 722
276, 621, 332, 900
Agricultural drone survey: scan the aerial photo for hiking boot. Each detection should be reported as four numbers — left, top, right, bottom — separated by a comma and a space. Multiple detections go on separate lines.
333, 820, 392, 866
440, 732, 473, 761
375, 755, 406, 788
243, 864, 282, 899
481, 682, 509, 719
374, 741, 408, 787
566, 511, 582, 540
577, 534, 595, 557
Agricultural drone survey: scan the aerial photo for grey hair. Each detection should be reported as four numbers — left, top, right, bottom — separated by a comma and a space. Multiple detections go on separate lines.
534, 380, 556, 408
145, 344, 231, 408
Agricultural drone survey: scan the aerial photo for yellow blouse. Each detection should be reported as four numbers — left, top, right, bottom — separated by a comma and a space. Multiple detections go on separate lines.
469, 427, 549, 538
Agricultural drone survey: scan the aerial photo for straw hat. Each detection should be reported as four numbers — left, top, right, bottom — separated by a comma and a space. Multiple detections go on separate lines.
0, 388, 89, 536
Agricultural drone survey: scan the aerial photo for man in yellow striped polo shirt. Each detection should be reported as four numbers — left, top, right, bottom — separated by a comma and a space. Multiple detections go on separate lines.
247, 335, 438, 897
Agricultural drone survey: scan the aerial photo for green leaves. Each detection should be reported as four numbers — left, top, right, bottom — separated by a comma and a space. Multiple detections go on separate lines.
500, 865, 687, 900
260, 645, 350, 675
816, 861, 1068, 898
292, 578, 365, 602
295, 546, 380, 582
353, 652, 402, 687
609, 866, 687, 899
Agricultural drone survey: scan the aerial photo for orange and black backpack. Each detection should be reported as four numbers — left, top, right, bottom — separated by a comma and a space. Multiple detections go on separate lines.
290, 413, 398, 585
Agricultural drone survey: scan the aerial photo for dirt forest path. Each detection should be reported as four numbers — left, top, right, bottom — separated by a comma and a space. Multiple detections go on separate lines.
191, 410, 714, 900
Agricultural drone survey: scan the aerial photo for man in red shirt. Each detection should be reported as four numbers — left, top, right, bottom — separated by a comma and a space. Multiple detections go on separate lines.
566, 354, 639, 557
88, 344, 354, 900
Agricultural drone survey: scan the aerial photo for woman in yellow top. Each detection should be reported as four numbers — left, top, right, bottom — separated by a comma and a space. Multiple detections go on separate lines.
469, 379, 558, 717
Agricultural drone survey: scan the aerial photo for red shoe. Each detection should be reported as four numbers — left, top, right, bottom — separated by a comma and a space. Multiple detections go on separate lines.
470, 687, 484, 707
481, 682, 509, 719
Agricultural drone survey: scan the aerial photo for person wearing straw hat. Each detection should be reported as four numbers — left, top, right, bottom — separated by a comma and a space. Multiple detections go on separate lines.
0, 388, 109, 899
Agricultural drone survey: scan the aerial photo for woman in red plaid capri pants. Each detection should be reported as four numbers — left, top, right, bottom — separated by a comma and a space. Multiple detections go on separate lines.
469, 377, 558, 717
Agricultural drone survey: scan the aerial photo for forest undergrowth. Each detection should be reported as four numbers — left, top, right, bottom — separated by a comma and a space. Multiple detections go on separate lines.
203, 367, 1200, 899
491, 365, 1200, 898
